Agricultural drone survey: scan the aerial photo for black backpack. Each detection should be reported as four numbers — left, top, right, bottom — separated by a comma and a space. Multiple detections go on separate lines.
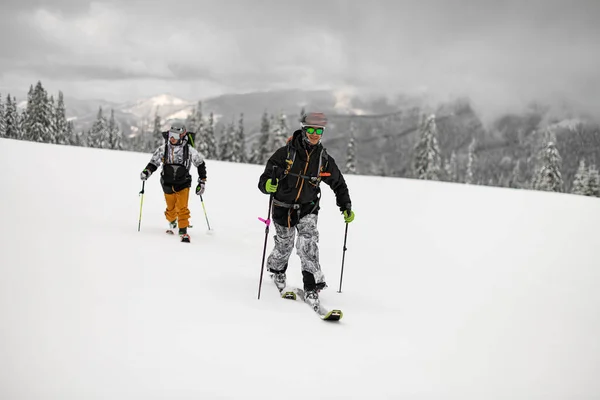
160, 131, 196, 166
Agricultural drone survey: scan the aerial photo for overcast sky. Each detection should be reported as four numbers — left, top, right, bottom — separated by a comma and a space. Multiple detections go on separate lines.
1, 0, 599, 120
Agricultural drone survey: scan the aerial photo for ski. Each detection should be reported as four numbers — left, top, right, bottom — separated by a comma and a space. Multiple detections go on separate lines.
280, 287, 343, 321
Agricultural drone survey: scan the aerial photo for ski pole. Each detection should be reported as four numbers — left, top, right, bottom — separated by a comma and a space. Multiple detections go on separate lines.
257, 166, 278, 300
200, 194, 211, 230
337, 223, 349, 293
257, 194, 274, 299
138, 181, 145, 232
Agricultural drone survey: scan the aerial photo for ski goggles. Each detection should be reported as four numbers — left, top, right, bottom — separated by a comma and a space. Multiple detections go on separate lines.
168, 130, 183, 140
168, 127, 185, 140
304, 127, 324, 135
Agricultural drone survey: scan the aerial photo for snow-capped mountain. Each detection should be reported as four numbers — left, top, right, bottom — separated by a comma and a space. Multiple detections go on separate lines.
120, 94, 195, 122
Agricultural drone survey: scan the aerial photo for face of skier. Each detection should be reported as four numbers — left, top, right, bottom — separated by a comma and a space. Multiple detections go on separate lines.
304, 126, 324, 146
168, 127, 185, 145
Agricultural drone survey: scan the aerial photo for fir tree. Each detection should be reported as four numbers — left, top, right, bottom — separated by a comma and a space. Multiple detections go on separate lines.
466, 139, 477, 184
89, 107, 108, 148
72, 128, 86, 147
509, 159, 522, 188
232, 113, 246, 163
202, 112, 218, 159
413, 114, 441, 180
108, 109, 123, 150
5, 95, 20, 139
55, 91, 68, 144
346, 123, 357, 174
185, 106, 198, 137
446, 151, 458, 182
152, 110, 163, 149
20, 85, 33, 140
572, 159, 588, 195
265, 112, 288, 157
219, 120, 237, 162
533, 131, 563, 192
586, 165, 600, 197
66, 121, 77, 146
257, 111, 271, 164
27, 81, 54, 143
48, 95, 57, 143
194, 101, 204, 135
0, 93, 5, 138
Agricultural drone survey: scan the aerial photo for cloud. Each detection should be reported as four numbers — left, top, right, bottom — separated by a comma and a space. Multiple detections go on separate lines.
1, 0, 599, 121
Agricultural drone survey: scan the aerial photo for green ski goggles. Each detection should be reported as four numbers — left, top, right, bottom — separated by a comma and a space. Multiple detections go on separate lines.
305, 127, 324, 135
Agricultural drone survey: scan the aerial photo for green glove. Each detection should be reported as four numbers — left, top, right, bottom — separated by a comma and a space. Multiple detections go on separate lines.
265, 178, 278, 193
343, 210, 355, 223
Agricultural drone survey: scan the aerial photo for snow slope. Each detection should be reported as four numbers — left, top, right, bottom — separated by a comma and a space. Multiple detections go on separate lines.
1, 138, 599, 399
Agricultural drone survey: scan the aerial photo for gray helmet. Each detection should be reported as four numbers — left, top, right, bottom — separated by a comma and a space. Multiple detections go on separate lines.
300, 112, 327, 128
167, 121, 187, 145
169, 121, 186, 134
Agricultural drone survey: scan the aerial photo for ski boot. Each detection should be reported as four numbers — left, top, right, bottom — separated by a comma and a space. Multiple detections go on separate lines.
304, 289, 321, 312
166, 219, 177, 235
271, 272, 286, 292
179, 227, 190, 243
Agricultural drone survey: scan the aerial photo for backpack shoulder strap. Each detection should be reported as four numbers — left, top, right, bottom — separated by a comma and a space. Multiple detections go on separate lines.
284, 141, 296, 176
317, 148, 330, 181
162, 135, 168, 164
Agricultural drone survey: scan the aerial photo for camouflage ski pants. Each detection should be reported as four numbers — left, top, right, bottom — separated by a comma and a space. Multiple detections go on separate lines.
266, 214, 326, 290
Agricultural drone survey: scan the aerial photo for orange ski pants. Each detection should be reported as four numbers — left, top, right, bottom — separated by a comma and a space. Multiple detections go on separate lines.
164, 187, 190, 228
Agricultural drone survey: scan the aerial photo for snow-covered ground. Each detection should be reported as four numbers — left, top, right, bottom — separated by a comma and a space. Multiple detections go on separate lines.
1, 138, 599, 399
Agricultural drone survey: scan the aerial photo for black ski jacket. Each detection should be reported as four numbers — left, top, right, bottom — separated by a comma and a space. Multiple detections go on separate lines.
258, 130, 351, 227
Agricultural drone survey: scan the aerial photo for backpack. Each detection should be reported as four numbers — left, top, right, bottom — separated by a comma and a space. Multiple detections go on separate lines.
283, 135, 330, 185
161, 131, 196, 166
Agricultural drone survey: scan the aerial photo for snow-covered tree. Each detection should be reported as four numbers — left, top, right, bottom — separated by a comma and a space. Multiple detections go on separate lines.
108, 109, 123, 150
269, 112, 288, 152
151, 109, 164, 150
5, 95, 20, 139
0, 93, 5, 138
25, 81, 54, 143
19, 85, 33, 140
254, 111, 271, 164
48, 95, 57, 142
345, 122, 357, 174
572, 159, 589, 195
218, 120, 237, 162
413, 114, 441, 180
445, 151, 458, 182
466, 139, 477, 184
508, 159, 522, 188
232, 113, 246, 163
55, 91, 68, 144
187, 101, 205, 153
200, 112, 218, 159
533, 131, 563, 192
586, 165, 600, 197
66, 121, 78, 146
89, 107, 109, 148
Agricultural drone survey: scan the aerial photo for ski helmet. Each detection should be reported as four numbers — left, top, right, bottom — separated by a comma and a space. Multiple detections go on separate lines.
300, 112, 327, 146
168, 121, 187, 144
300, 112, 327, 128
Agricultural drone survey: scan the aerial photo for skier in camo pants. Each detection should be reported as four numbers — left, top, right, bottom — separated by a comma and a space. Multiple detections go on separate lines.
258, 112, 355, 308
